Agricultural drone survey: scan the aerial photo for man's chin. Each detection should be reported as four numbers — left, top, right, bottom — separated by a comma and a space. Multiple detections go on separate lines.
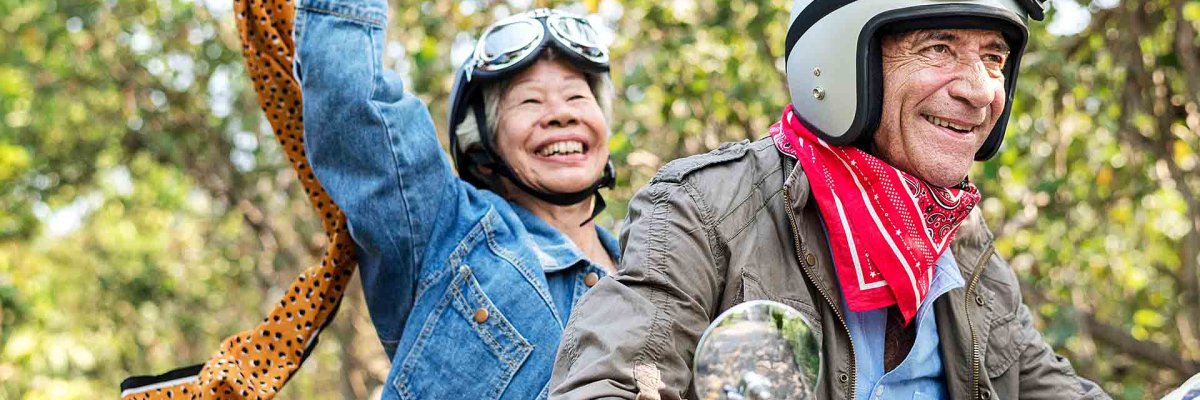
917, 167, 972, 187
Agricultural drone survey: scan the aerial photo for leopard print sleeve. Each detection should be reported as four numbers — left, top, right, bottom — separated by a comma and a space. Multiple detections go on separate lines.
119, 0, 357, 398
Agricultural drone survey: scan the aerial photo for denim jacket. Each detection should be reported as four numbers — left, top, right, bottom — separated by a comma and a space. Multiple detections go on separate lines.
294, 1, 618, 398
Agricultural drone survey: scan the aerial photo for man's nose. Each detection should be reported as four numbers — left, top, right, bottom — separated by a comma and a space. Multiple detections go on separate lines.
947, 59, 997, 109
543, 98, 579, 128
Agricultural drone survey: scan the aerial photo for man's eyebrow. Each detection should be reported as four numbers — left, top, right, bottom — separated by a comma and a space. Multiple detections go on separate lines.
911, 30, 1011, 53
986, 39, 1011, 53
912, 30, 959, 44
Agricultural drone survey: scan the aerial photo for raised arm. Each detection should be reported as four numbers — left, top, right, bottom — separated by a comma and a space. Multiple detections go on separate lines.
294, 0, 456, 348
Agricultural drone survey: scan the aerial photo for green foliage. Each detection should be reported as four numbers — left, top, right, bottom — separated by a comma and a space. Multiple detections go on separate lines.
2, 0, 1198, 398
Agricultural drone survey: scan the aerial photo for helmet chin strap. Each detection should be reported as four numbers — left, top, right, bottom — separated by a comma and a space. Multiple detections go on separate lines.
491, 158, 616, 226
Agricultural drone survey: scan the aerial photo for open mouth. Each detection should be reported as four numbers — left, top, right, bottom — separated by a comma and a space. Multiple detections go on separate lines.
535, 140, 588, 157
922, 114, 978, 134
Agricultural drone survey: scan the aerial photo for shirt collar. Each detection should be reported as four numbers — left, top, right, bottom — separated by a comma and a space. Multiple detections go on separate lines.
510, 202, 621, 273
927, 249, 966, 303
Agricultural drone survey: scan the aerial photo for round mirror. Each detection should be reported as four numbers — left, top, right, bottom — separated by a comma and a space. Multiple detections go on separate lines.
1162, 372, 1200, 400
693, 300, 821, 400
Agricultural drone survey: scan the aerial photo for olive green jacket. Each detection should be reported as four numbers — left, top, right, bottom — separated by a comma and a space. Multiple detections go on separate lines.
550, 138, 1109, 400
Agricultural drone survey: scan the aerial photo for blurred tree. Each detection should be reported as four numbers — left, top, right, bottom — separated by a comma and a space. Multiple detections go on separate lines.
2, 0, 1197, 398
986, 1, 1200, 396
0, 0, 379, 397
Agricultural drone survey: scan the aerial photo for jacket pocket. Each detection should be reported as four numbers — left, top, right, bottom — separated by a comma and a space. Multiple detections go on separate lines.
739, 271, 823, 343
393, 264, 534, 400
983, 308, 1025, 379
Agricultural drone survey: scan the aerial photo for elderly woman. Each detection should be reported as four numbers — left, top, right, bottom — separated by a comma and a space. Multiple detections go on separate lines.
295, 1, 618, 398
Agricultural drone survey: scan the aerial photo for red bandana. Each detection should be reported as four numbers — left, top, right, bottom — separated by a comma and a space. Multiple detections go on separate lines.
771, 106, 980, 323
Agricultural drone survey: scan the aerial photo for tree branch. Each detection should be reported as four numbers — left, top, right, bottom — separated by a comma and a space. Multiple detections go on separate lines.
1024, 287, 1200, 376
1082, 313, 1200, 375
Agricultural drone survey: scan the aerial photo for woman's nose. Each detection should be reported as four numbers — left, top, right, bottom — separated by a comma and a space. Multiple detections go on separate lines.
543, 98, 579, 128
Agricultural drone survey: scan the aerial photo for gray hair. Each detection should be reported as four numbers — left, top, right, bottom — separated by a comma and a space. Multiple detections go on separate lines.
455, 49, 614, 157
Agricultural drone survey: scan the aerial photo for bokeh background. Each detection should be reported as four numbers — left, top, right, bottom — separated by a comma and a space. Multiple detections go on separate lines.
2, 0, 1199, 398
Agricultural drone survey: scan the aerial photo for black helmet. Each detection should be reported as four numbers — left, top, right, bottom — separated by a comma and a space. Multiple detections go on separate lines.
784, 0, 1047, 160
447, 8, 616, 208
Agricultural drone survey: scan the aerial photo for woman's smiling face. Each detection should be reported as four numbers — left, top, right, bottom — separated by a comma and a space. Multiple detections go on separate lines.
492, 58, 610, 195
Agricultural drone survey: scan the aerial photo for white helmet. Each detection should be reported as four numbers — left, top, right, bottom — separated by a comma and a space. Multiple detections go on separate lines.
785, 0, 1047, 160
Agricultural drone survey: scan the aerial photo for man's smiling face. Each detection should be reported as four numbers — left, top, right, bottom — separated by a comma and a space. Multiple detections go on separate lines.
872, 29, 1010, 187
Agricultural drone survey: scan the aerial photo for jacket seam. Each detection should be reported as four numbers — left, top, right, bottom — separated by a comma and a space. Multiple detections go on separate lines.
297, 4, 385, 26
393, 275, 458, 398
631, 184, 675, 371
631, 182, 725, 399
680, 181, 728, 274
630, 184, 690, 398
417, 211, 489, 297
355, 25, 426, 291
716, 163, 784, 238
728, 186, 785, 241
482, 214, 564, 326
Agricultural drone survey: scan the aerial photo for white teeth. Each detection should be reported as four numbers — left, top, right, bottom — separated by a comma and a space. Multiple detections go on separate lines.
924, 115, 974, 132
537, 140, 585, 157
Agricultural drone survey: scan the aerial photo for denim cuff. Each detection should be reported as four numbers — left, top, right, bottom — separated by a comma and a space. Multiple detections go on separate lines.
298, 0, 386, 27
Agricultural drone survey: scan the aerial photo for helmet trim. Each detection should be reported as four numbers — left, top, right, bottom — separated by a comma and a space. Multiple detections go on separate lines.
785, 0, 857, 61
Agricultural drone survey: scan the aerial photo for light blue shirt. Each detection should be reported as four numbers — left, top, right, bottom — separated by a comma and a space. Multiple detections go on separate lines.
843, 249, 965, 400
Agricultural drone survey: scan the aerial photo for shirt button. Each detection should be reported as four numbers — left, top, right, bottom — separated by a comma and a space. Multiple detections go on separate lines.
473, 308, 489, 324
585, 272, 600, 287
875, 387, 884, 396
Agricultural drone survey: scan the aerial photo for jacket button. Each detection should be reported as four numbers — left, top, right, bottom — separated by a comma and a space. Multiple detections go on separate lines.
459, 266, 471, 277
805, 253, 817, 266
974, 295, 985, 306
585, 272, 600, 287
838, 373, 849, 383
473, 308, 489, 324
980, 389, 991, 400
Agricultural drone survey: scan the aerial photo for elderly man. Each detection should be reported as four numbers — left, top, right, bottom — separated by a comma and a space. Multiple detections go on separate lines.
550, 1, 1111, 399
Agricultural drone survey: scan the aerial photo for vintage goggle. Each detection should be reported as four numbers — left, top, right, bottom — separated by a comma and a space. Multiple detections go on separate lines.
466, 8, 609, 80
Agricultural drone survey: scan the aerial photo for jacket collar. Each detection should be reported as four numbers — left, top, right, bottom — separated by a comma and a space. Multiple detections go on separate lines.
509, 202, 621, 274
782, 155, 812, 211
949, 208, 996, 279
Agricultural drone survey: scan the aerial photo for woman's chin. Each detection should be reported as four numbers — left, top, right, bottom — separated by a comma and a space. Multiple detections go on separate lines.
525, 169, 603, 194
